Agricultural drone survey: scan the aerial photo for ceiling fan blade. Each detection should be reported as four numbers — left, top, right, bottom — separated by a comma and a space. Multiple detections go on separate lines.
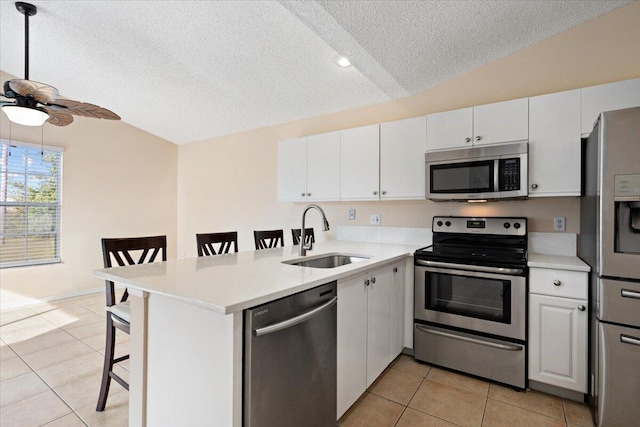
42, 107, 73, 126
50, 99, 120, 120
9, 79, 59, 103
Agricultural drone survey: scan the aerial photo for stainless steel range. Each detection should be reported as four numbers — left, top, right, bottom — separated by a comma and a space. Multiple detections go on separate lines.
414, 216, 528, 389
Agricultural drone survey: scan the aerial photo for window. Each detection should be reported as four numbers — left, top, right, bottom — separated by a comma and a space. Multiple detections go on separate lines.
0, 141, 62, 268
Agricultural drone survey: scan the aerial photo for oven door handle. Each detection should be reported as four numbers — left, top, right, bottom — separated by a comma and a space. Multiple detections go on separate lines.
416, 325, 524, 351
415, 259, 524, 275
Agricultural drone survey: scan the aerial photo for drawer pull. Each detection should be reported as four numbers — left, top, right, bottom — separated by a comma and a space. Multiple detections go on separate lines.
578, 305, 586, 311
621, 289, 640, 299
621, 335, 640, 347
553, 280, 562, 286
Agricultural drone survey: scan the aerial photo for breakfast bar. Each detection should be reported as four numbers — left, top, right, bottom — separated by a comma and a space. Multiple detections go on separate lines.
93, 241, 417, 426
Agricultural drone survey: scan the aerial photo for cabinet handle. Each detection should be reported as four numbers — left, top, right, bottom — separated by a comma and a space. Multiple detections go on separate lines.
531, 184, 538, 189
475, 135, 482, 141
373, 191, 378, 195
553, 280, 562, 286
578, 305, 586, 311
393, 267, 398, 273
364, 279, 370, 286
382, 191, 387, 195
301, 193, 306, 197
306, 193, 311, 196
464, 137, 471, 143
371, 277, 376, 284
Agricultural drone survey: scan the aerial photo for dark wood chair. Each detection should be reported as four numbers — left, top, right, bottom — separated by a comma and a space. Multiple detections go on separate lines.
96, 235, 167, 412
292, 228, 315, 246
196, 231, 238, 256
254, 229, 284, 250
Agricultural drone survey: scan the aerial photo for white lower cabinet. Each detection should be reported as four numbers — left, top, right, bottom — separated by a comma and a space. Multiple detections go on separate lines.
529, 268, 588, 393
337, 262, 405, 419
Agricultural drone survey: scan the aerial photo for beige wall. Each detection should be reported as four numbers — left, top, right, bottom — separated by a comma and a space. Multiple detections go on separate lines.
1, 70, 178, 307
177, 3, 639, 258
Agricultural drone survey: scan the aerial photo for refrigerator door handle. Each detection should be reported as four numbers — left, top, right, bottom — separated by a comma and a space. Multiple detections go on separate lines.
620, 334, 640, 347
621, 289, 640, 299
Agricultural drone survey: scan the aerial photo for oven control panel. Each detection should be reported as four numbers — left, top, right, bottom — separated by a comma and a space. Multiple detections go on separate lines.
433, 216, 526, 236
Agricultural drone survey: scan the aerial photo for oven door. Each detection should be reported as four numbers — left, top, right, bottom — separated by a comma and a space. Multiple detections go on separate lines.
414, 260, 526, 341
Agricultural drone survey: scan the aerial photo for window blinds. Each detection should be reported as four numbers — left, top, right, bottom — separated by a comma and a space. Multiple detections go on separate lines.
0, 141, 62, 268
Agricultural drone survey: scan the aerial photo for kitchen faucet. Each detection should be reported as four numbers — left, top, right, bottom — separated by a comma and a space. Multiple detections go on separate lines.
300, 204, 330, 256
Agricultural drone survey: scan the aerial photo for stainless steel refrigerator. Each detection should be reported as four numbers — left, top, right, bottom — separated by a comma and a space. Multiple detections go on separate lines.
580, 107, 640, 426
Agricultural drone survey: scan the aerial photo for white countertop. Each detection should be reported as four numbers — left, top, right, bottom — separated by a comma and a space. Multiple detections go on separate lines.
528, 253, 591, 272
93, 241, 418, 315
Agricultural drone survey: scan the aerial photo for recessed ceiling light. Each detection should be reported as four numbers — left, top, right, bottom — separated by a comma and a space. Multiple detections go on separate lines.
335, 56, 351, 67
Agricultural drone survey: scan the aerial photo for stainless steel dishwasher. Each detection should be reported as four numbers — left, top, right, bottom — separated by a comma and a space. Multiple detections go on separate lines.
244, 281, 337, 427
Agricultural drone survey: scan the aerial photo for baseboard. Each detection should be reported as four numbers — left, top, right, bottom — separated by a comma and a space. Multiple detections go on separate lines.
0, 284, 123, 311
529, 380, 587, 403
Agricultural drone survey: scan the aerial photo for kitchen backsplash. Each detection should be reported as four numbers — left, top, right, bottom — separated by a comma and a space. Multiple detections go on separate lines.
337, 225, 578, 257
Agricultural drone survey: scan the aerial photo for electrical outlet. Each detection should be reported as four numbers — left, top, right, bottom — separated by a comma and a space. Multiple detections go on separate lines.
553, 216, 566, 232
370, 214, 381, 225
348, 209, 356, 220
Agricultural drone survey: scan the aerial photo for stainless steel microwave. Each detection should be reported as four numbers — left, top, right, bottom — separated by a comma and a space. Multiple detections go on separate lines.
425, 142, 528, 201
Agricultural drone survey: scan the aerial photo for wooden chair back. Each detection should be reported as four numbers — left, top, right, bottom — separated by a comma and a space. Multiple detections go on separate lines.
291, 228, 315, 246
254, 229, 284, 250
101, 235, 167, 306
196, 231, 238, 256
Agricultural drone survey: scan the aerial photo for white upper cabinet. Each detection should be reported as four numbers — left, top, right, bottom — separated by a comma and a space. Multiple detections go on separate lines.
426, 98, 528, 151
306, 131, 341, 201
473, 98, 529, 146
340, 124, 380, 201
380, 116, 427, 200
426, 107, 473, 151
277, 137, 307, 202
581, 78, 640, 135
277, 132, 340, 202
528, 89, 582, 197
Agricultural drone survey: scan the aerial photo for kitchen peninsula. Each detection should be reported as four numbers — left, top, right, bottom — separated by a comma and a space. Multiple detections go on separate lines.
93, 240, 417, 427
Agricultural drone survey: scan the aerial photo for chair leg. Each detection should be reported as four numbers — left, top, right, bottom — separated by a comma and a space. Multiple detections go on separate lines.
96, 315, 116, 411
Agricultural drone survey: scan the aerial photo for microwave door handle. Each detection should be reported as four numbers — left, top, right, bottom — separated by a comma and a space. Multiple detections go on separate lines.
494, 159, 500, 192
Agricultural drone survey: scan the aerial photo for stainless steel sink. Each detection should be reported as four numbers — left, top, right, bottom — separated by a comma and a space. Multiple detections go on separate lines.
282, 253, 369, 269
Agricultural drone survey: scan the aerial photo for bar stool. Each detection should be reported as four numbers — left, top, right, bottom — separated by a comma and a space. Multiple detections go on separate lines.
254, 229, 284, 250
96, 235, 167, 411
196, 231, 238, 256
291, 228, 315, 246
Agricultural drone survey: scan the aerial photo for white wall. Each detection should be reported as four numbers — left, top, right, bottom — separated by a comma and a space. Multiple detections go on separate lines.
0, 70, 178, 308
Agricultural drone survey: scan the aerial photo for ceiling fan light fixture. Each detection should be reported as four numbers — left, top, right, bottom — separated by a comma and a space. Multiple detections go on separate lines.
2, 105, 50, 126
335, 55, 352, 67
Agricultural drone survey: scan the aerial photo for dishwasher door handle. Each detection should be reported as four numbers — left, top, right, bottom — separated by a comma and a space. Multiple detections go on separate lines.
254, 296, 338, 337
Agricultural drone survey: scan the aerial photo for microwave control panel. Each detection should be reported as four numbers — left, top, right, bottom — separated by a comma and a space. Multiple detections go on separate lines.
499, 158, 521, 191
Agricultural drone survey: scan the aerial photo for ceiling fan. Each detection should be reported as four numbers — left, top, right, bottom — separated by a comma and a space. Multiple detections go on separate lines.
0, 2, 120, 127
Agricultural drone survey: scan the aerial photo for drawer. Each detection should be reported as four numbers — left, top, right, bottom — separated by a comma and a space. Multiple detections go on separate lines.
599, 278, 640, 327
529, 268, 588, 299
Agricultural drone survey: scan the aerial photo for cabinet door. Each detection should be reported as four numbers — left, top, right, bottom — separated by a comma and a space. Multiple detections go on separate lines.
581, 78, 640, 135
473, 98, 529, 146
337, 274, 368, 419
340, 125, 380, 200
277, 138, 307, 202
366, 266, 394, 387
380, 116, 427, 200
529, 294, 588, 393
426, 107, 473, 151
528, 90, 581, 197
306, 131, 341, 201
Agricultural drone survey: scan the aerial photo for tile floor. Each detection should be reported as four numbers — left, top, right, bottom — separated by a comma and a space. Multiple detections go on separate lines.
1, 292, 129, 427
339, 355, 595, 427
2, 292, 595, 427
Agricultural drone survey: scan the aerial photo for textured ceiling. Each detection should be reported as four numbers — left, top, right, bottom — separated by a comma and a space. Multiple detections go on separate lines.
0, 1, 632, 144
